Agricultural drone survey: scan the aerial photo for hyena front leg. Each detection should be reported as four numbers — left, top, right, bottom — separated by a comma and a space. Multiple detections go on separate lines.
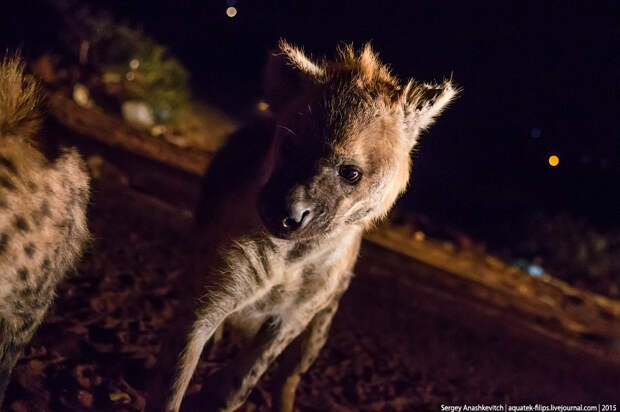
164, 274, 274, 412
184, 314, 311, 412
0, 334, 24, 407
271, 298, 340, 412
165, 298, 240, 412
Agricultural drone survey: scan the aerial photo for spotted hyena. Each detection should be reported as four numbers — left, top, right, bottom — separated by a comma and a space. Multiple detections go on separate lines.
154, 41, 457, 412
0, 56, 90, 406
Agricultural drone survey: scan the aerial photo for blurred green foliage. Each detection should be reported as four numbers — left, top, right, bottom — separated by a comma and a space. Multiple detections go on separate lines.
101, 27, 189, 121
64, 5, 191, 123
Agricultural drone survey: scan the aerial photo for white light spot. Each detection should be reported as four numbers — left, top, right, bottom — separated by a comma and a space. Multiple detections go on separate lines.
129, 59, 140, 70
226, 6, 237, 18
73, 83, 91, 108
527, 264, 544, 277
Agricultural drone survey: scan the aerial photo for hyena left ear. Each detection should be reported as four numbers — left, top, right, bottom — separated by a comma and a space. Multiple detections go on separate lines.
401, 79, 458, 137
263, 40, 325, 113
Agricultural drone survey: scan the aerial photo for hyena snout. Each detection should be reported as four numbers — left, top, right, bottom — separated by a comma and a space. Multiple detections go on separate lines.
282, 198, 313, 231
259, 183, 323, 238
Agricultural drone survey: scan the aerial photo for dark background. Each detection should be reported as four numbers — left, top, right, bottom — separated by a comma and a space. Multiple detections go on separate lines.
2, 0, 619, 236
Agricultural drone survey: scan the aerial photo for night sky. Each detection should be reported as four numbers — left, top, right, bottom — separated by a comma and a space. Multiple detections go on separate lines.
2, 0, 619, 230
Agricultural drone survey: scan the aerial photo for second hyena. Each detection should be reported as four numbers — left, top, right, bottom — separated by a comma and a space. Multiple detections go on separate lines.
0, 57, 90, 407
157, 41, 457, 412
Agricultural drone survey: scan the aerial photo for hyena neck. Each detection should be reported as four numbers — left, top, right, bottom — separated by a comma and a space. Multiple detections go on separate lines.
274, 224, 363, 265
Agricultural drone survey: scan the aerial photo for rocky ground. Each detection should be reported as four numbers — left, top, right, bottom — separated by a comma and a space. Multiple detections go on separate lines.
4, 183, 619, 411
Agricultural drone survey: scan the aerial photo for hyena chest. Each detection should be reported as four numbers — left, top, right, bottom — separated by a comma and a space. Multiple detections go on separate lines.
264, 264, 338, 314
223, 228, 360, 340
233, 261, 342, 337
245, 236, 358, 320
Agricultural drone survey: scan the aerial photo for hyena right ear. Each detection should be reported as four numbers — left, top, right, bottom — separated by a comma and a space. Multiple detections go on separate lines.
263, 40, 325, 113
401, 79, 458, 139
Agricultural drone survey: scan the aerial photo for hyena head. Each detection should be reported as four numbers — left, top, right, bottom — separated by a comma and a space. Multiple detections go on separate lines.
258, 40, 457, 240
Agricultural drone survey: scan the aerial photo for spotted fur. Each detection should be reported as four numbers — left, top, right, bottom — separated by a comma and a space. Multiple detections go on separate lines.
0, 56, 90, 407
155, 41, 457, 412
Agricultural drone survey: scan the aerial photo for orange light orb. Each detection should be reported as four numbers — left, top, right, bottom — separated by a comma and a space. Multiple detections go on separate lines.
548, 155, 559, 167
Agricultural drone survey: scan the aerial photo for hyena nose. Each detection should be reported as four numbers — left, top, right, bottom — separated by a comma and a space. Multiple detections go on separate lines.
282, 201, 313, 231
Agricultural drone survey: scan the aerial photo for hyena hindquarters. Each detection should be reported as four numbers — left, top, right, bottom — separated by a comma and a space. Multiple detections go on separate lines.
160, 41, 457, 412
0, 57, 90, 407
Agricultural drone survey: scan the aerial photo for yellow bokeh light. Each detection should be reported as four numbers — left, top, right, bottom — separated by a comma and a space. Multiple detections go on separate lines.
226, 6, 237, 18
548, 155, 559, 167
257, 101, 269, 111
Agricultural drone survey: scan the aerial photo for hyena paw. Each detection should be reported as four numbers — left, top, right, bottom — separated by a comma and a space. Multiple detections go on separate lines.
188, 368, 251, 412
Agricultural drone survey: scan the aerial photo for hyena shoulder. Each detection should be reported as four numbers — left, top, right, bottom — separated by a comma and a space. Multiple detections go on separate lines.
0, 138, 90, 330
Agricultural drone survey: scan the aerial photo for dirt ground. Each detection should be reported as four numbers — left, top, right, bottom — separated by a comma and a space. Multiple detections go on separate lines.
4, 184, 620, 411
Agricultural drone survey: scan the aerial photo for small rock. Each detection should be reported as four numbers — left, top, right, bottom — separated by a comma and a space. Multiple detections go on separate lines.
74, 364, 97, 388
121, 100, 155, 129
78, 390, 94, 408
163, 132, 190, 147
109, 390, 131, 404
73, 83, 92, 108
151, 124, 167, 137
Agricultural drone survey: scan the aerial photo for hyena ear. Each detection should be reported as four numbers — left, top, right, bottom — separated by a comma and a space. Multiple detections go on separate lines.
263, 40, 325, 113
401, 79, 458, 137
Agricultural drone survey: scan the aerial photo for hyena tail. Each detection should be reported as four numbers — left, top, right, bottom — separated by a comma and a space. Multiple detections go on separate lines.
0, 55, 41, 140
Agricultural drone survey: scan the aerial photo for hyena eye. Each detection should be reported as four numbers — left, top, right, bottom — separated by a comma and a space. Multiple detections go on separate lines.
338, 165, 362, 184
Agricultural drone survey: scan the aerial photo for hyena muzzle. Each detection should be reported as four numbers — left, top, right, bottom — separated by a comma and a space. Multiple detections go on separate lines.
0, 56, 90, 407
152, 41, 457, 412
